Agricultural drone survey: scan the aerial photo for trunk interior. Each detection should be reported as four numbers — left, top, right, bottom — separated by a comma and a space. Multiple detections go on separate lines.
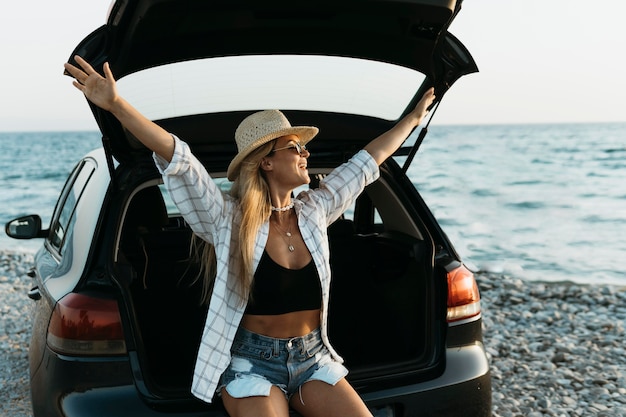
116, 172, 439, 400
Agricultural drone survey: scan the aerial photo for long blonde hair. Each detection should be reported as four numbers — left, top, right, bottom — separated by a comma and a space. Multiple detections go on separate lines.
193, 141, 275, 304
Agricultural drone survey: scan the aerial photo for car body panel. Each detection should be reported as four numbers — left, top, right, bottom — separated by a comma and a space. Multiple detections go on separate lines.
28, 265, 55, 379
79, 0, 460, 78
62, 386, 214, 417
30, 349, 133, 417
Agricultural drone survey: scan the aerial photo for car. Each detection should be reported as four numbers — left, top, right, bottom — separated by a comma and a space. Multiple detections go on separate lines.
5, 1, 490, 416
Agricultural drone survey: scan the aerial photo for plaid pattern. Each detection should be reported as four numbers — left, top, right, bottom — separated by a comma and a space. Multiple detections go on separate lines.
154, 136, 379, 403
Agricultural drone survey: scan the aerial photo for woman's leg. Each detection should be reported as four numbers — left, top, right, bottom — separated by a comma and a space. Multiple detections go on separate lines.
222, 385, 290, 417
289, 378, 373, 417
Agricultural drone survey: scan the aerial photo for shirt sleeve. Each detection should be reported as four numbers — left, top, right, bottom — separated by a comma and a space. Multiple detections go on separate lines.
301, 149, 380, 225
153, 135, 232, 243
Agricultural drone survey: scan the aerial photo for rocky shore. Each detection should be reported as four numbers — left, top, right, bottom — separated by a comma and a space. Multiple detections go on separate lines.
479, 273, 626, 417
1, 251, 34, 417
1, 250, 625, 417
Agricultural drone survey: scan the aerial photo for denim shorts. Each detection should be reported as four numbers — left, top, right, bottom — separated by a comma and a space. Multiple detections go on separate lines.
219, 327, 348, 401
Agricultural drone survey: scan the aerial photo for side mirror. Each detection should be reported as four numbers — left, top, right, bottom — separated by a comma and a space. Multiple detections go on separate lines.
5, 215, 47, 239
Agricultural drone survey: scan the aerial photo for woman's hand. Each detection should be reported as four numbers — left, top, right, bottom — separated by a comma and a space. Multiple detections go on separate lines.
64, 55, 118, 112
64, 55, 175, 161
410, 87, 436, 123
364, 87, 436, 165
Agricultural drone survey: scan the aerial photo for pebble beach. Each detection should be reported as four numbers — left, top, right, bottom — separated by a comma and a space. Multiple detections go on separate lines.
1, 251, 34, 417
1, 250, 625, 417
479, 273, 626, 417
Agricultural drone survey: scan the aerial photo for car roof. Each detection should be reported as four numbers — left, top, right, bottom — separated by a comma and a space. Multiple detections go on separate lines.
67, 0, 476, 167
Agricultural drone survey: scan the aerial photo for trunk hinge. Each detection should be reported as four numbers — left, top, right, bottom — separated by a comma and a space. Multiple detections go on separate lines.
401, 101, 440, 173
102, 135, 117, 188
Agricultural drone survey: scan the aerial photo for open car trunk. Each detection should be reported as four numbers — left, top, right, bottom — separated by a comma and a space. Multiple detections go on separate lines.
115, 161, 445, 404
67, 0, 476, 170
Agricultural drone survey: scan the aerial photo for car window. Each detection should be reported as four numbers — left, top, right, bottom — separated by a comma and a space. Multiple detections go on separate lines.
117, 55, 425, 122
49, 159, 96, 254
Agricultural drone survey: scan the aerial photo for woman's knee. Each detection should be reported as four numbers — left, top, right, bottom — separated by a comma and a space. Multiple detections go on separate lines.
222, 385, 290, 417
291, 379, 373, 417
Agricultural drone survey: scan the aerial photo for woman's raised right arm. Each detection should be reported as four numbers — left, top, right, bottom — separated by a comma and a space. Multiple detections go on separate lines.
64, 55, 175, 162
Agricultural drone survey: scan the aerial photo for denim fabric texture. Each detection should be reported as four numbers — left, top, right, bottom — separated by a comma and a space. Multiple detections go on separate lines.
220, 327, 348, 400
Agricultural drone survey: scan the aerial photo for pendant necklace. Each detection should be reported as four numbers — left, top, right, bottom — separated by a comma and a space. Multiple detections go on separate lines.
272, 212, 295, 252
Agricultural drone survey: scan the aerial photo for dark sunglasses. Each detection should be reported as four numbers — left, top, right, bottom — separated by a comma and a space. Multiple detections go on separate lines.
271, 142, 307, 156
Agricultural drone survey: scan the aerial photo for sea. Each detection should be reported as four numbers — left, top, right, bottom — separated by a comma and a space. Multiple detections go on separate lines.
1, 123, 625, 287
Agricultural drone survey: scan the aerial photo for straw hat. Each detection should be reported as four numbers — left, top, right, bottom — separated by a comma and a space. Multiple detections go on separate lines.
227, 110, 319, 181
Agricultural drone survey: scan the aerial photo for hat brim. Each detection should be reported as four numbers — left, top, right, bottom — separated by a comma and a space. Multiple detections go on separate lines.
226, 126, 318, 181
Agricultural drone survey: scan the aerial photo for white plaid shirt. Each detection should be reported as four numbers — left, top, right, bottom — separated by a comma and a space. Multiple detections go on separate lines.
154, 135, 379, 403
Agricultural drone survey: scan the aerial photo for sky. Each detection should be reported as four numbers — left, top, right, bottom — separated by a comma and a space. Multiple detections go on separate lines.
0, 0, 624, 132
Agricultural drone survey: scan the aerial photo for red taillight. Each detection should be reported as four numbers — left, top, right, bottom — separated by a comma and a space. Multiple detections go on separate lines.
447, 265, 481, 323
47, 293, 127, 356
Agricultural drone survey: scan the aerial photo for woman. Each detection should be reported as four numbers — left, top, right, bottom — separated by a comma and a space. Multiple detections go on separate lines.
65, 56, 435, 417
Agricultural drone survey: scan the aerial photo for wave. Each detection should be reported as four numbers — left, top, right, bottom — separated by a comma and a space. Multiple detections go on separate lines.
581, 214, 625, 224
504, 201, 547, 210
604, 147, 626, 154
505, 179, 546, 186
471, 188, 499, 197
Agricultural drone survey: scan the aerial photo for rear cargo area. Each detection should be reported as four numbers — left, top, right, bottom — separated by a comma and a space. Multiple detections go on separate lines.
117, 183, 439, 399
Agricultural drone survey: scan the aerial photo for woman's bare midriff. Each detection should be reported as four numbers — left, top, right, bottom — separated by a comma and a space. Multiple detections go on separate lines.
241, 309, 321, 338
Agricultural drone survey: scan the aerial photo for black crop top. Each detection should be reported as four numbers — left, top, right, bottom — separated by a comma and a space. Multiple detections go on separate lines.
245, 251, 322, 315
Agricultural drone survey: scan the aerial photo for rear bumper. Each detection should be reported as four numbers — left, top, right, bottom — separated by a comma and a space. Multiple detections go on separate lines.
362, 344, 492, 417
61, 386, 224, 417
30, 347, 133, 417
30, 347, 225, 417
31, 343, 490, 417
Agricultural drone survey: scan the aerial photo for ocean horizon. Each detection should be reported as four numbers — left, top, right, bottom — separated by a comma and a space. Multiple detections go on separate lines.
2, 122, 625, 286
